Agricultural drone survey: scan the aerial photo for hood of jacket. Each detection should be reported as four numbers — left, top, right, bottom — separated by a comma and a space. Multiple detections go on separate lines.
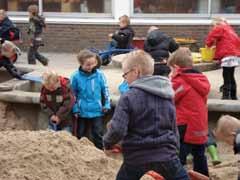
176, 68, 210, 97
130, 75, 174, 99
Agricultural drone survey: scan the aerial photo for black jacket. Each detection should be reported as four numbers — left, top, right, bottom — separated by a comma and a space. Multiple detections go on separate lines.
144, 30, 179, 62
0, 17, 15, 40
28, 15, 46, 37
112, 26, 135, 49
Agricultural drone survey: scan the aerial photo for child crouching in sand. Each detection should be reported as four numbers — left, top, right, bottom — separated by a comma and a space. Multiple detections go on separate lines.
40, 70, 75, 132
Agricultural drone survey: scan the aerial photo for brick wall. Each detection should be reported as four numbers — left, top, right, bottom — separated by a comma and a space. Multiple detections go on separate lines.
16, 23, 240, 52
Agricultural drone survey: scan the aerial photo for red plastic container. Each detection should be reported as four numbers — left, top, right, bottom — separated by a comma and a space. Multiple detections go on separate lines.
132, 37, 146, 49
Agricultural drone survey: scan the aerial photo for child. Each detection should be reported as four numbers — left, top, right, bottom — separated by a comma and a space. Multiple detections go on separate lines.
205, 17, 240, 100
144, 26, 179, 77
0, 9, 18, 41
168, 47, 210, 176
214, 115, 240, 180
103, 50, 189, 180
71, 49, 111, 150
40, 70, 75, 132
27, 5, 48, 66
109, 15, 135, 49
0, 40, 22, 79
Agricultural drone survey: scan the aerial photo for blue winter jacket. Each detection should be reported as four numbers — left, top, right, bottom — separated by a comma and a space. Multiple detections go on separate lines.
70, 68, 111, 118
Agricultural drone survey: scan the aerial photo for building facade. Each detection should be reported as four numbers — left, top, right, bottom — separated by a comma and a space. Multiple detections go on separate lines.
1, 0, 240, 52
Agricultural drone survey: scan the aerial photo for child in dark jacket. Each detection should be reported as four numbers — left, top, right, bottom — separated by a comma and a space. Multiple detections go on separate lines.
109, 15, 135, 49
103, 50, 189, 180
27, 5, 48, 66
40, 70, 75, 132
71, 49, 110, 150
168, 47, 210, 176
0, 9, 15, 41
0, 40, 22, 79
144, 26, 179, 77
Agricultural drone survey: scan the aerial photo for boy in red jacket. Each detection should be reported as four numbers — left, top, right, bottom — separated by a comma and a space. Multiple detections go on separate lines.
168, 47, 210, 177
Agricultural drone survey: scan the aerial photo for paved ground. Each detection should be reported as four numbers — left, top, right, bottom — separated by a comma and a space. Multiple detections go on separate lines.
16, 52, 240, 98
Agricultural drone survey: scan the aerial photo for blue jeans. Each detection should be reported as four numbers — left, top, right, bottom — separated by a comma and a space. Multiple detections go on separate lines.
77, 117, 103, 150
116, 158, 189, 180
179, 143, 209, 177
48, 121, 72, 133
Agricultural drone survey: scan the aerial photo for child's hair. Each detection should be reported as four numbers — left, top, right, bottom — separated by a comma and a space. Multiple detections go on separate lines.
1, 40, 21, 58
119, 15, 130, 25
147, 26, 158, 34
0, 9, 6, 17
168, 47, 193, 68
215, 115, 240, 139
28, 5, 39, 16
122, 50, 154, 76
212, 17, 227, 26
42, 70, 59, 87
77, 49, 101, 67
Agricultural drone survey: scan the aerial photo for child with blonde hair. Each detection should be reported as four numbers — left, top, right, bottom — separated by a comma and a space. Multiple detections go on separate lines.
103, 50, 188, 180
109, 15, 135, 49
71, 49, 110, 149
0, 40, 22, 79
40, 70, 75, 132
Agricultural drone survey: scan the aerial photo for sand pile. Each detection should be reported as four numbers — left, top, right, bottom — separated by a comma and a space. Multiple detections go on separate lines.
0, 131, 122, 180
0, 102, 34, 131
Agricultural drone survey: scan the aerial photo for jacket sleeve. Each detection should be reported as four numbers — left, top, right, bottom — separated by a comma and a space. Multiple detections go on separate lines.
169, 38, 179, 53
205, 26, 223, 47
2, 57, 22, 79
172, 78, 190, 104
100, 72, 111, 110
70, 74, 79, 114
171, 104, 180, 150
103, 95, 130, 149
0, 19, 14, 37
56, 82, 75, 122
40, 90, 55, 117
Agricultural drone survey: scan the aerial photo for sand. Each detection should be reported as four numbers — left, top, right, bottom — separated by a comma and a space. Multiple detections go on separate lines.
0, 102, 34, 131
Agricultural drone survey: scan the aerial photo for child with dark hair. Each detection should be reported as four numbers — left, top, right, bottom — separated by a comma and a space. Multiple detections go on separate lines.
27, 5, 48, 66
71, 49, 110, 149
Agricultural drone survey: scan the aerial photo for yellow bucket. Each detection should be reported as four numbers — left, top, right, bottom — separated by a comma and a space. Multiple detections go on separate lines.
200, 47, 215, 62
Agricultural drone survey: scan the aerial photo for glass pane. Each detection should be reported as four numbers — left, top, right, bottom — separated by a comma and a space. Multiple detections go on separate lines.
43, 0, 112, 13
0, 0, 38, 11
212, 0, 240, 13
134, 0, 208, 14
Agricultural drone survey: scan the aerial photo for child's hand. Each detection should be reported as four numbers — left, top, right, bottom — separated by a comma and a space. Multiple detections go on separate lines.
102, 108, 109, 114
108, 33, 113, 38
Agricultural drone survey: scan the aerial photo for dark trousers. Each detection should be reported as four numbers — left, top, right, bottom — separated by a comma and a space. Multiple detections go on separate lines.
0, 58, 22, 79
179, 143, 209, 177
222, 67, 237, 99
28, 43, 48, 65
77, 117, 103, 149
116, 158, 189, 180
153, 64, 170, 77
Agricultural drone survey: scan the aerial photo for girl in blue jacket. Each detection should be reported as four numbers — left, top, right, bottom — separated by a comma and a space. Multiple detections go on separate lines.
71, 49, 110, 149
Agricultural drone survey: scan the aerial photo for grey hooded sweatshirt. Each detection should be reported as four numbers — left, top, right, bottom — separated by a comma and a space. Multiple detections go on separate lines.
103, 76, 179, 165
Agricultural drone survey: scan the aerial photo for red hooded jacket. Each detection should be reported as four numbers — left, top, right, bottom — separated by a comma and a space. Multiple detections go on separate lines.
171, 68, 210, 144
205, 23, 240, 61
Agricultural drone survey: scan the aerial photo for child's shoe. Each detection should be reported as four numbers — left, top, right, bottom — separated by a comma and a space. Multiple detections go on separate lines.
207, 145, 221, 166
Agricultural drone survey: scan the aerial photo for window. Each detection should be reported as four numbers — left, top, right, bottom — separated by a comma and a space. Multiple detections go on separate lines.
212, 0, 240, 14
133, 0, 208, 14
0, 0, 38, 12
43, 0, 112, 13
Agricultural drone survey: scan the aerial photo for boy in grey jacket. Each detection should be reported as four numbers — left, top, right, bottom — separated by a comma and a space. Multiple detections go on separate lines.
103, 50, 189, 180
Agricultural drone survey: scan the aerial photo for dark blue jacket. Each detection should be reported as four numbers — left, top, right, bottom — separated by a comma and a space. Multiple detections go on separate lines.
112, 26, 135, 49
103, 76, 179, 165
0, 17, 14, 40
144, 29, 179, 62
